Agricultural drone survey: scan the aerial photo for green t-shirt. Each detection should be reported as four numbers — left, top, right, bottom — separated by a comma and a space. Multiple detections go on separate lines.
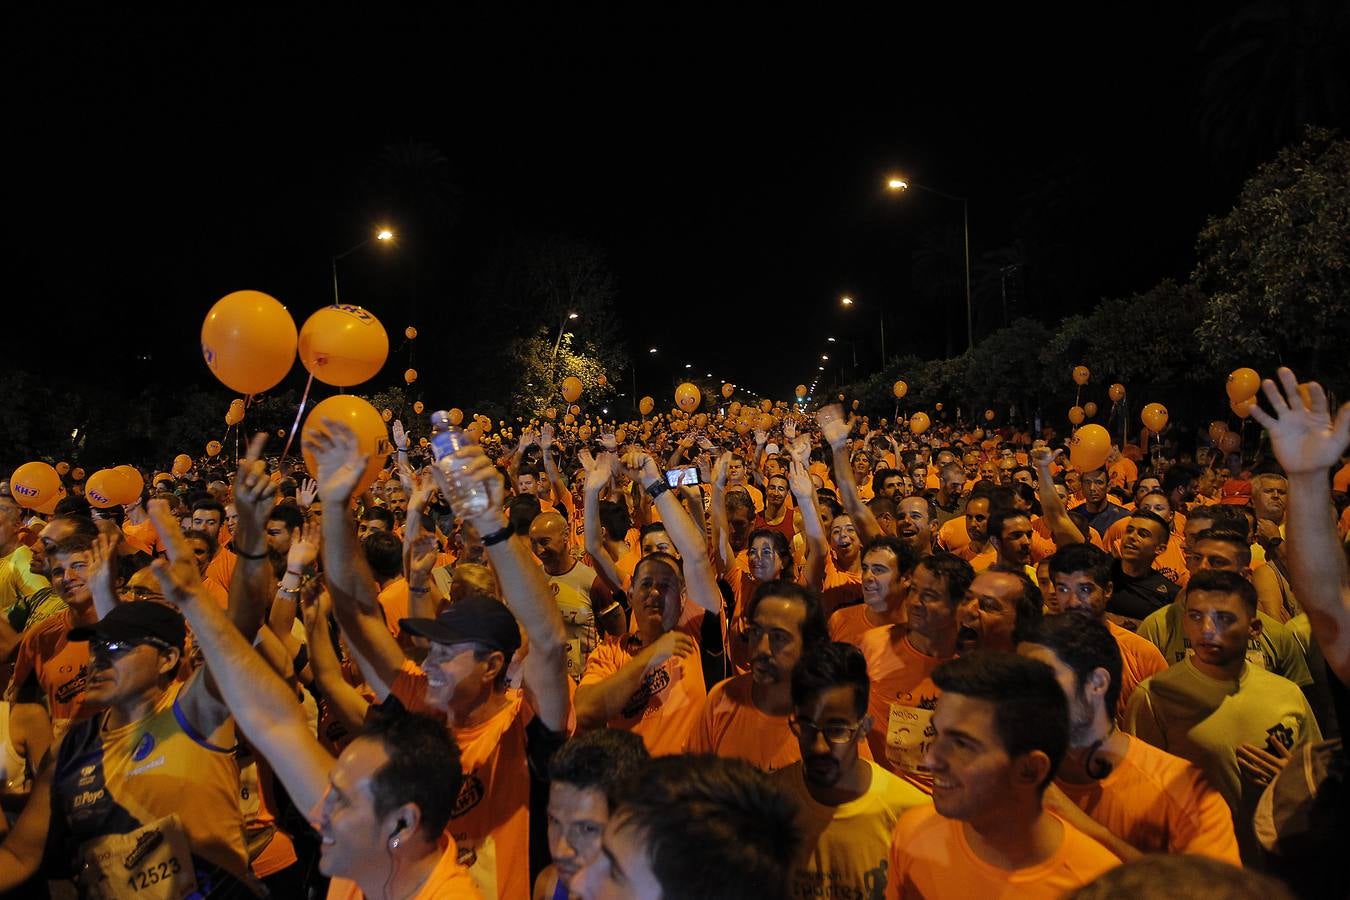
1125, 658, 1321, 863
1137, 598, 1312, 688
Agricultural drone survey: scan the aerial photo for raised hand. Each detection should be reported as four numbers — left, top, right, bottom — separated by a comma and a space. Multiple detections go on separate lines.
233, 433, 278, 552
817, 404, 851, 450
146, 498, 207, 607
539, 424, 556, 451
408, 532, 440, 581
391, 420, 409, 452
1248, 367, 1350, 476
296, 477, 319, 509
712, 451, 731, 489
586, 452, 616, 495
86, 526, 123, 603
303, 420, 368, 505
287, 518, 321, 573
787, 458, 814, 499
783, 419, 797, 441
1031, 446, 1054, 471
620, 449, 661, 486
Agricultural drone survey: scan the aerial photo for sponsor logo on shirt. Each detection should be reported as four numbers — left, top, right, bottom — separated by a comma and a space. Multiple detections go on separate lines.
622, 665, 671, 719
55, 669, 89, 704
132, 733, 156, 762
452, 772, 485, 819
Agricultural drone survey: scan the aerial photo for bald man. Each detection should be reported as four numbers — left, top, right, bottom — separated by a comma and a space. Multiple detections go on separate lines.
529, 510, 625, 680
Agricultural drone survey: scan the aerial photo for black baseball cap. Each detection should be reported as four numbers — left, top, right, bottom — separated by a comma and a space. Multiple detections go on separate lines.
69, 601, 187, 650
401, 595, 521, 657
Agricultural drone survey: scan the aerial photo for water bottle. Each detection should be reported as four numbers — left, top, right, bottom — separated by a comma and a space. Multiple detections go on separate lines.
428, 411, 492, 517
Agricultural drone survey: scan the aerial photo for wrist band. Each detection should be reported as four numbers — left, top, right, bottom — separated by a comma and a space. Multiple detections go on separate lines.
277, 586, 300, 597
409, 586, 431, 594
481, 524, 514, 547
645, 480, 672, 500
236, 547, 267, 560
396, 445, 409, 452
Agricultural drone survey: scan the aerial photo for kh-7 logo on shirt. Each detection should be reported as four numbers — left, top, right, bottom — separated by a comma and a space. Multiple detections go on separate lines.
622, 666, 671, 720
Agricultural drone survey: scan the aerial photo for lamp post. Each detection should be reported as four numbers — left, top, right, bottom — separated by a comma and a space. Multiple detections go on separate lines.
840, 295, 885, 364
551, 311, 580, 360
331, 228, 395, 305
887, 177, 972, 350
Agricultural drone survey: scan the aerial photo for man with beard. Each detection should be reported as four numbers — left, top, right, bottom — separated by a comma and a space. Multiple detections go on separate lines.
1018, 614, 1239, 863
773, 641, 929, 898
934, 463, 967, 526
861, 553, 973, 786
686, 581, 829, 771
871, 468, 911, 506
1109, 511, 1180, 627
885, 653, 1120, 899
1049, 543, 1166, 718
828, 536, 917, 649
1079, 469, 1130, 536
987, 507, 1040, 579
956, 567, 1045, 655
950, 496, 994, 571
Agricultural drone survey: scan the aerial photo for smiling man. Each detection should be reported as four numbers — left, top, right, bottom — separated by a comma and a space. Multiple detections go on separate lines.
828, 536, 917, 649
1108, 511, 1180, 627
885, 653, 1120, 899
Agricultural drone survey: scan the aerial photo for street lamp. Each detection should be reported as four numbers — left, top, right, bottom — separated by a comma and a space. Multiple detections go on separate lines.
551, 311, 580, 359
841, 295, 884, 364
331, 227, 396, 305
886, 175, 972, 350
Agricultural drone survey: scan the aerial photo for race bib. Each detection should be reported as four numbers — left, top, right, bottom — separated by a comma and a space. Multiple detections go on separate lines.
80, 814, 198, 900
886, 703, 934, 776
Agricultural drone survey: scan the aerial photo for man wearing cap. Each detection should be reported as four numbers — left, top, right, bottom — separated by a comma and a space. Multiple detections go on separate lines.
308, 420, 569, 900
0, 599, 257, 895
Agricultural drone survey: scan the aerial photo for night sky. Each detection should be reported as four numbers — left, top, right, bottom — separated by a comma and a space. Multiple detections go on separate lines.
11, 6, 1336, 408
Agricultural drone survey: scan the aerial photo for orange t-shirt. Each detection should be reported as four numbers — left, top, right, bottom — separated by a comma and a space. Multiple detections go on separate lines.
120, 518, 162, 556
1109, 620, 1167, 722
1031, 516, 1107, 553
1057, 734, 1239, 863
391, 665, 534, 900
828, 604, 891, 650
9, 609, 92, 736
1333, 462, 1350, 494
377, 578, 411, 636
684, 672, 800, 772
326, 835, 481, 899
821, 557, 863, 619
1109, 458, 1138, 491
205, 547, 237, 596
885, 805, 1120, 900
956, 542, 996, 573
859, 626, 948, 787
579, 619, 706, 757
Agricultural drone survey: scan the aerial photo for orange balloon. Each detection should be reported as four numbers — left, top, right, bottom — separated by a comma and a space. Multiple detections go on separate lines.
615, 427, 627, 444
893, 381, 908, 399
55, 461, 70, 477
206, 440, 222, 457
405, 326, 418, 340
86, 468, 136, 508
172, 453, 193, 476
1083, 401, 1098, 418
567, 405, 580, 416
676, 383, 702, 413
579, 425, 593, 441
71, 467, 86, 482
934, 403, 944, 412
639, 396, 655, 416
562, 376, 584, 403
598, 374, 608, 387
404, 368, 418, 385
984, 409, 995, 422
721, 383, 734, 399
1208, 420, 1228, 443
909, 412, 931, 435
1219, 431, 1241, 455
465, 422, 483, 443
1225, 367, 1260, 403
1068, 406, 1086, 425
201, 290, 298, 395
413, 401, 425, 414
544, 407, 557, 420
1069, 425, 1111, 471
1141, 403, 1169, 432
734, 418, 752, 434
1072, 365, 1091, 386
795, 384, 807, 398
759, 399, 772, 414
728, 401, 742, 416
114, 465, 144, 501
1230, 398, 1255, 419
1108, 383, 1125, 403
381, 408, 393, 423
301, 395, 389, 498
563, 413, 576, 426
448, 408, 464, 426
298, 305, 390, 387
9, 462, 62, 510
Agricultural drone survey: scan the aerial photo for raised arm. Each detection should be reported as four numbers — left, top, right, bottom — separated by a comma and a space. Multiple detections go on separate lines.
709, 452, 735, 574
268, 518, 320, 645
301, 588, 371, 737
1032, 447, 1085, 546
306, 421, 407, 699
788, 451, 826, 592
227, 433, 284, 643
87, 527, 123, 619
819, 405, 882, 542
583, 451, 625, 589
443, 445, 571, 731
1250, 368, 1350, 681
621, 450, 721, 615
539, 425, 569, 507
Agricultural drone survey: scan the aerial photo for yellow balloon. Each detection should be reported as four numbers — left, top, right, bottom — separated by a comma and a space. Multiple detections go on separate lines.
893, 381, 908, 399
413, 401, 425, 414
759, 399, 772, 414
448, 408, 464, 426
172, 454, 193, 476
381, 408, 393, 422
9, 462, 62, 510
562, 376, 584, 403
404, 368, 418, 385
55, 461, 71, 477
909, 412, 931, 435
206, 440, 222, 457
405, 326, 418, 340
1069, 425, 1111, 471
1109, 383, 1126, 403
675, 383, 702, 413
1141, 403, 1169, 432
301, 395, 389, 497
298, 305, 390, 387
1068, 406, 1085, 425
721, 383, 734, 399
1083, 401, 1098, 418
201, 290, 298, 395
795, 384, 807, 398
1225, 368, 1260, 403
639, 396, 655, 416
1072, 365, 1091, 386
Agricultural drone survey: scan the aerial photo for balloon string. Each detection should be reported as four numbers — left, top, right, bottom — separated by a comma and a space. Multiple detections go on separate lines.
281, 375, 315, 462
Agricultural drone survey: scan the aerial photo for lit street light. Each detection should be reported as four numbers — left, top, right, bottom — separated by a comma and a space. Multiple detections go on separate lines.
841, 294, 883, 366
887, 174, 972, 350
551, 311, 580, 360
331, 227, 396, 305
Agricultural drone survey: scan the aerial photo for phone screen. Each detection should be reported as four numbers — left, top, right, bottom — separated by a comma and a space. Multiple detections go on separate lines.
665, 466, 700, 487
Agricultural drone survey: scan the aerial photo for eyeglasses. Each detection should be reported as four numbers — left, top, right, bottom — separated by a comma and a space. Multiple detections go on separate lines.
90, 638, 174, 660
788, 715, 864, 745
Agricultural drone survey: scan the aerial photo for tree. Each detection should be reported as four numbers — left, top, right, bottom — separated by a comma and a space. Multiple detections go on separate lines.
1194, 127, 1350, 383
506, 331, 617, 418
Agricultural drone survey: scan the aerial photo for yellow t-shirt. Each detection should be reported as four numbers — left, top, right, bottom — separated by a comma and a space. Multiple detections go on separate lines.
773, 759, 930, 899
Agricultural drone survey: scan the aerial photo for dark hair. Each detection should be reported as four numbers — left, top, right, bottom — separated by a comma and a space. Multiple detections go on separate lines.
181, 528, 218, 559
362, 710, 462, 842
746, 528, 792, 569
815, 493, 843, 518
1023, 613, 1123, 715
633, 551, 682, 586
861, 535, 920, 576
932, 652, 1068, 791
899, 493, 938, 523
1067, 855, 1294, 900
1192, 528, 1252, 565
725, 491, 756, 518
870, 468, 904, 496
1185, 568, 1258, 614
508, 494, 542, 536
1130, 508, 1172, 542
987, 506, 1031, 544
597, 499, 631, 541
791, 641, 870, 718
54, 495, 93, 518
277, 477, 298, 499
746, 580, 829, 651
1048, 543, 1113, 588
362, 506, 396, 529
51, 535, 95, 558
984, 565, 1046, 642
916, 552, 976, 606
517, 463, 544, 481
190, 498, 225, 519
1136, 490, 1173, 514
267, 502, 305, 533
1188, 504, 1249, 533
48, 515, 100, 541
613, 755, 799, 900
363, 531, 404, 581
549, 729, 651, 809
1162, 464, 1200, 496
639, 522, 672, 542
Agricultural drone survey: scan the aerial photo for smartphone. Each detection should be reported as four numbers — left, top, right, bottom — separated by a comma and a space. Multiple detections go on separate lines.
665, 466, 701, 487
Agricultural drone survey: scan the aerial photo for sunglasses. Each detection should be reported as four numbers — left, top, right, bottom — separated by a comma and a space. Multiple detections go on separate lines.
90, 638, 174, 660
